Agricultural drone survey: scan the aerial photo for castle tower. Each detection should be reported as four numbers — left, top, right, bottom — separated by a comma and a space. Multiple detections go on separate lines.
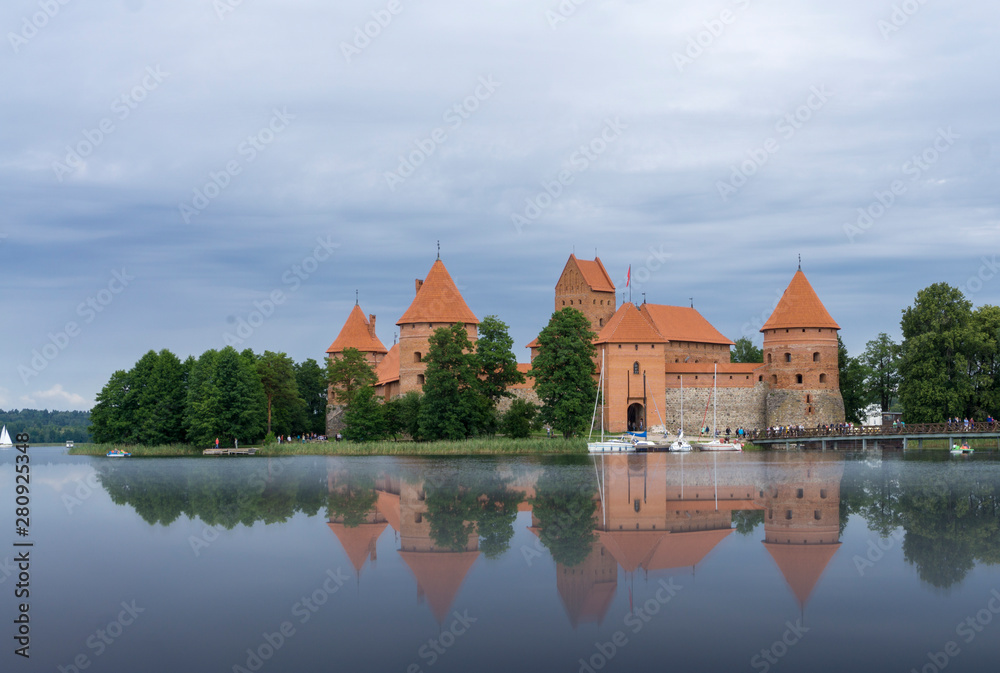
396, 259, 479, 395
555, 255, 617, 333
760, 455, 843, 608
595, 303, 668, 433
326, 304, 389, 412
760, 268, 844, 427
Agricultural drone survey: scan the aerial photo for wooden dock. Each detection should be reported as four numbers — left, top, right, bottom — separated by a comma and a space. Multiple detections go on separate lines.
203, 447, 258, 456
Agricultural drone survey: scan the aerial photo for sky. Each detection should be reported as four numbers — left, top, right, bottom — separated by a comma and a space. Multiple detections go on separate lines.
1, 0, 998, 411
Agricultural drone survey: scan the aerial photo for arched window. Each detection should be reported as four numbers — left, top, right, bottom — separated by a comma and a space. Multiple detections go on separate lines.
819, 373, 827, 383
784, 353, 791, 363
758, 375, 763, 382
633, 362, 640, 375
417, 374, 425, 386
796, 374, 803, 384
414, 352, 422, 362
767, 353, 772, 364
813, 352, 820, 362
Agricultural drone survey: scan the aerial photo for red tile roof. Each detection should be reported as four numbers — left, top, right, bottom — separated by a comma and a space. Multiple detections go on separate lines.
570, 255, 616, 293
640, 304, 734, 346
595, 302, 668, 344
327, 522, 387, 574
761, 270, 840, 331
326, 305, 388, 354
375, 343, 400, 386
762, 542, 841, 608
397, 260, 479, 326
398, 550, 479, 623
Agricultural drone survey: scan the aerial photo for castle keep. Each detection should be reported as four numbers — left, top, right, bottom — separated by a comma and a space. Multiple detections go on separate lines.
326, 254, 846, 436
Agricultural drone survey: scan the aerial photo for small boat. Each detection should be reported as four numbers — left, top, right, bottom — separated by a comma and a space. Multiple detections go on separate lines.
698, 439, 743, 452
106, 449, 131, 457
950, 443, 973, 455
668, 431, 692, 452
0, 425, 13, 449
66, 440, 74, 449
588, 350, 636, 453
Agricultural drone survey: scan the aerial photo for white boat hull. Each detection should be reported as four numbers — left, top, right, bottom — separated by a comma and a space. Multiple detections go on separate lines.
668, 442, 692, 452
588, 441, 635, 453
698, 441, 743, 452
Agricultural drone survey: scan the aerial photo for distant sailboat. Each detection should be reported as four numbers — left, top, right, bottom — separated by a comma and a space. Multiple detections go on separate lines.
0, 425, 13, 449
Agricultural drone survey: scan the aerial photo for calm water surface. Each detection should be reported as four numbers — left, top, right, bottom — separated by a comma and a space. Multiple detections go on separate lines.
2, 448, 1000, 673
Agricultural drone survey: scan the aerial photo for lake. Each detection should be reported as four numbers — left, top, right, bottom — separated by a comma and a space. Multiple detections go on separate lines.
2, 448, 999, 673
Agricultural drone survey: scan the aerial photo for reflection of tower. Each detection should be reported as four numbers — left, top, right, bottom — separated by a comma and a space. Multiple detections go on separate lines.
555, 540, 618, 628
326, 467, 388, 578
397, 480, 479, 623
760, 454, 844, 608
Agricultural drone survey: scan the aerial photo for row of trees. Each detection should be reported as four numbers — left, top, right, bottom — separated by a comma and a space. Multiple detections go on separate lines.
90, 347, 328, 446
0, 408, 92, 443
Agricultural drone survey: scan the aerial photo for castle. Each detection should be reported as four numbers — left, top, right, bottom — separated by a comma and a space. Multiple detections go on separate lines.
325, 254, 845, 435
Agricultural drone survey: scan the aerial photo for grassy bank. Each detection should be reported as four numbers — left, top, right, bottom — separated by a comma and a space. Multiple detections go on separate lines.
69, 437, 588, 457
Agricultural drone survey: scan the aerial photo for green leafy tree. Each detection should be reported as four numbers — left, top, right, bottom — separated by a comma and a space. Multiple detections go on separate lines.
731, 337, 763, 364
838, 335, 870, 424
90, 369, 136, 443
861, 333, 901, 413
185, 347, 266, 445
327, 474, 379, 527
257, 351, 305, 435
475, 315, 525, 405
530, 308, 597, 438
500, 399, 537, 438
970, 305, 1000, 418
418, 323, 489, 440
898, 283, 975, 422
342, 386, 388, 442
326, 348, 377, 406
385, 391, 421, 440
295, 358, 329, 435
531, 466, 598, 566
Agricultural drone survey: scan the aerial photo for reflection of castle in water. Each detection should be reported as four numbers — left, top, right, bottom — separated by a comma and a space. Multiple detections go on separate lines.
325, 455, 844, 625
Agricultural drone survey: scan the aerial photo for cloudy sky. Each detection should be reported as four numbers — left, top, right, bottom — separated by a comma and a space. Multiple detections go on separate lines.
1, 0, 998, 411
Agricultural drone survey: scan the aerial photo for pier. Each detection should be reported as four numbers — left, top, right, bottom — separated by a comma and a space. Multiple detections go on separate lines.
749, 422, 1000, 451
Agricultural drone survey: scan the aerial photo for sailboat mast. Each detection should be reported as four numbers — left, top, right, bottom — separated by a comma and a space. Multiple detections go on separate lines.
713, 363, 717, 439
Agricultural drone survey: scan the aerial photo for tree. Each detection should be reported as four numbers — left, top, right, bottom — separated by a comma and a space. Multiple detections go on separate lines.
295, 358, 329, 435
731, 337, 763, 364
898, 283, 976, 422
500, 399, 537, 438
342, 386, 388, 442
530, 308, 597, 438
838, 335, 870, 424
474, 315, 525, 405
861, 333, 901, 412
326, 348, 377, 406
257, 351, 305, 435
90, 369, 136, 443
385, 391, 421, 440
185, 347, 266, 446
418, 323, 489, 440
970, 305, 1000, 418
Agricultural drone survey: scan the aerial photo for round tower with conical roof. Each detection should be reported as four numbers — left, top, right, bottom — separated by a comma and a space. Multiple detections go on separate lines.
760, 267, 845, 427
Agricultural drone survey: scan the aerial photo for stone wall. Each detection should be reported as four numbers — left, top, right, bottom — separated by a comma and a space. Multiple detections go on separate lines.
661, 382, 768, 435
765, 388, 845, 428
497, 387, 541, 414
325, 404, 346, 436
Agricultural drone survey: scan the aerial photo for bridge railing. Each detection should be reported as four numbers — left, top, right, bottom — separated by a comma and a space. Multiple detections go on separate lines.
748, 421, 1000, 441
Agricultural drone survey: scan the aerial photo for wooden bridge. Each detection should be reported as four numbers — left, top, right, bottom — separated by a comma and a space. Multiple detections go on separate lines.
748, 422, 1000, 451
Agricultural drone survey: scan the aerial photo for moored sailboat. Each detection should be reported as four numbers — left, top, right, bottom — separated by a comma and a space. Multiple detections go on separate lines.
0, 425, 13, 449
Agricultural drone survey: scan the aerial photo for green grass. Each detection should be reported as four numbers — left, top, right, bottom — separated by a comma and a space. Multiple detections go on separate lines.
68, 437, 588, 457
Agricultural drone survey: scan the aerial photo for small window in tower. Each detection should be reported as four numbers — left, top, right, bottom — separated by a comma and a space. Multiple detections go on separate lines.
414, 352, 422, 362
806, 394, 811, 403
819, 373, 827, 383
802, 328, 806, 332
808, 406, 813, 413
767, 353, 772, 364
796, 374, 803, 384
785, 353, 791, 363
562, 300, 565, 306
675, 359, 679, 363
618, 344, 622, 349
599, 318, 604, 326
417, 374, 425, 385
796, 488, 804, 499
785, 510, 793, 520
814, 510, 822, 520
633, 362, 640, 375
813, 352, 820, 362
771, 375, 778, 384
820, 489, 827, 499
635, 344, 639, 351
758, 375, 763, 382
593, 299, 596, 304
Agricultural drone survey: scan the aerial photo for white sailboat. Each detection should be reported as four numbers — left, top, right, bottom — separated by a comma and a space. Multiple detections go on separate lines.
697, 364, 742, 452
588, 350, 635, 453
668, 377, 692, 451
0, 425, 13, 449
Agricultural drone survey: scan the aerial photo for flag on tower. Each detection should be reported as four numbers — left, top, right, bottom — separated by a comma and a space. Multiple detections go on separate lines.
625, 265, 631, 287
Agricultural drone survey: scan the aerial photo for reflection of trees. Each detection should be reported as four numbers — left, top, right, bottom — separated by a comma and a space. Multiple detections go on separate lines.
97, 458, 328, 528
423, 467, 525, 556
531, 465, 597, 567
327, 474, 378, 527
842, 459, 1000, 590
732, 510, 764, 536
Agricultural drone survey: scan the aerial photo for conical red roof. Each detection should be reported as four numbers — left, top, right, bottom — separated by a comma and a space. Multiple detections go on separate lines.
327, 522, 387, 573
398, 550, 479, 622
397, 260, 479, 326
327, 305, 388, 354
644, 528, 733, 570
761, 270, 840, 331
762, 542, 841, 607
595, 303, 668, 345
597, 530, 667, 572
